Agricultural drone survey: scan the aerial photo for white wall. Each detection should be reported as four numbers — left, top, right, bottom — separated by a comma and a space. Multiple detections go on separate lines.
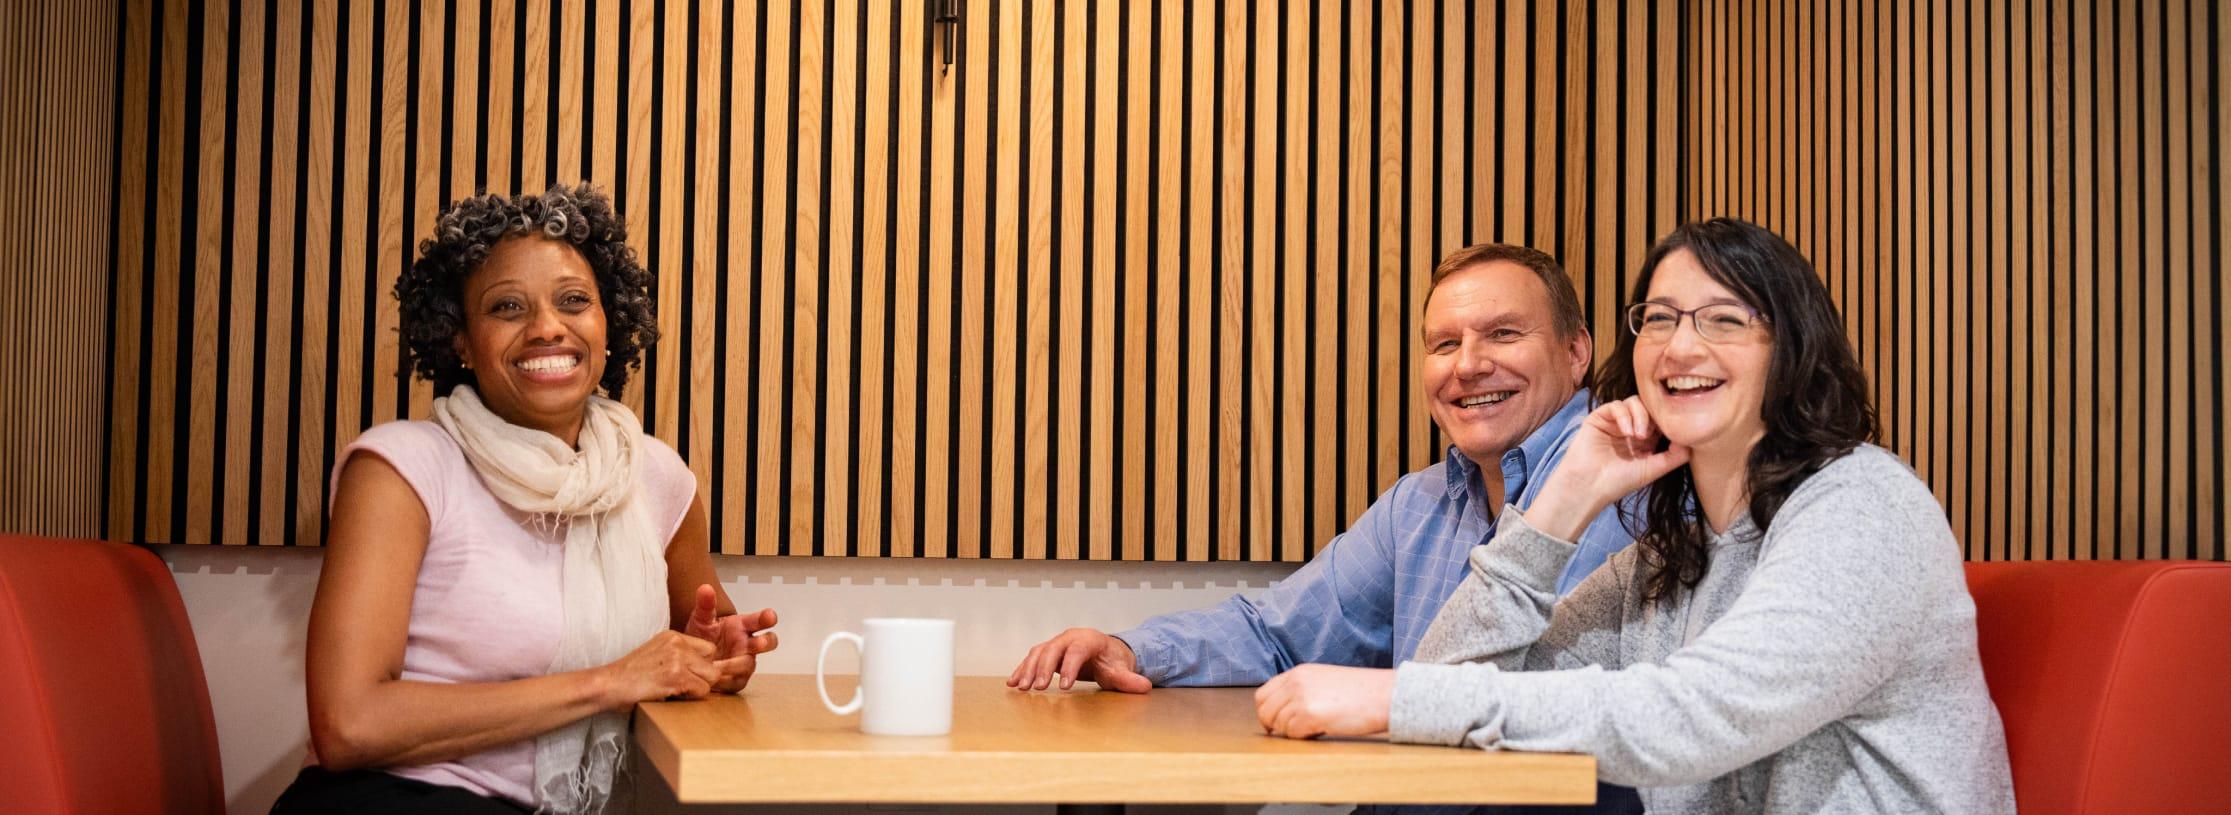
160, 545, 1310, 815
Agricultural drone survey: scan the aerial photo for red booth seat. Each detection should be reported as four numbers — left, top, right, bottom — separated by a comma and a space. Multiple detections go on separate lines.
0, 534, 225, 815
1966, 560, 2231, 815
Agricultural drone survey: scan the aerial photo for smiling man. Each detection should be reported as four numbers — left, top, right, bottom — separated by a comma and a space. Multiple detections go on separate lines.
1009, 244, 1631, 691
1008, 244, 1639, 812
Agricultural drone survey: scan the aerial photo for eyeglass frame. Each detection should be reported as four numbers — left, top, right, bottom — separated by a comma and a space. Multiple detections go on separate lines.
1623, 301, 1767, 343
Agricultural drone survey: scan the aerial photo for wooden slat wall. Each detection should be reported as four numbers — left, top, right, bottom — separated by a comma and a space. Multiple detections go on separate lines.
1690, 0, 2226, 561
103, 0, 1687, 559
101, 0, 2221, 562
0, 0, 118, 539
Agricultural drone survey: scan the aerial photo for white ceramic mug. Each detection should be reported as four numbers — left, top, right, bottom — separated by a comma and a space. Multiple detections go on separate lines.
815, 618, 955, 736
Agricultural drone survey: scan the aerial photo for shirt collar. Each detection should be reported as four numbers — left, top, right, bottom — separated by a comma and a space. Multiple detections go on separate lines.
1441, 390, 1593, 501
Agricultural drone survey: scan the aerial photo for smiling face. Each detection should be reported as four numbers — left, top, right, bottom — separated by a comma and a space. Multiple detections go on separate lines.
1420, 260, 1593, 466
455, 236, 609, 443
1632, 249, 1772, 461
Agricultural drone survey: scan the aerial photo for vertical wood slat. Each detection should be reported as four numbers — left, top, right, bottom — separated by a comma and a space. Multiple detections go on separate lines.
821, 0, 855, 558
918, 0, 950, 561
329, 0, 370, 549
852, 0, 893, 557
717, 0, 760, 555
378, 1, 411, 424
256, 0, 302, 546
0, 0, 116, 539
688, 0, 722, 540
1122, 0, 1152, 561
1151, 0, 1182, 562
1088, 0, 1118, 561
1694, 0, 2223, 561
2194, 0, 2215, 563
217, 0, 263, 546
184, 0, 227, 549
83, 0, 2223, 565
108, 0, 155, 541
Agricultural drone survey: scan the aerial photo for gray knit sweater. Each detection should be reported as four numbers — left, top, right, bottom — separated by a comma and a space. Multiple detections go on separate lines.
1389, 445, 2015, 813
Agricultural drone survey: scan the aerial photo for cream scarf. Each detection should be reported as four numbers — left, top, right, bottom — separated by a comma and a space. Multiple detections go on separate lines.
432, 386, 668, 815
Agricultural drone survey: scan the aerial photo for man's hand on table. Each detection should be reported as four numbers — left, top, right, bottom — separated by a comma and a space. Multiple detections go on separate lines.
1007, 627, 1154, 693
1255, 664, 1394, 740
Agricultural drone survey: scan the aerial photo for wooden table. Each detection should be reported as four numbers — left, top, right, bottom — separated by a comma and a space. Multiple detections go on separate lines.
635, 674, 1596, 807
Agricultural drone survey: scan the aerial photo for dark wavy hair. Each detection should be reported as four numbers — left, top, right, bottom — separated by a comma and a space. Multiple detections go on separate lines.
395, 184, 658, 396
1594, 218, 1878, 602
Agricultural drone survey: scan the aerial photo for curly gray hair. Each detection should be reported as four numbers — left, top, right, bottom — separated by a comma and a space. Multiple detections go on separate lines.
395, 184, 659, 396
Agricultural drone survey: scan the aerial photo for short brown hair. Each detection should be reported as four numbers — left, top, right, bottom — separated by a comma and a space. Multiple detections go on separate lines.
1427, 243, 1588, 343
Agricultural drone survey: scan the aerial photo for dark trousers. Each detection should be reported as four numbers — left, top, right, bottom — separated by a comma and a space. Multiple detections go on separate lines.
270, 766, 530, 815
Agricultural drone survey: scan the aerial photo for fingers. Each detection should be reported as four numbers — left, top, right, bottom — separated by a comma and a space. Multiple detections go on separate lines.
1096, 662, 1154, 694
743, 629, 779, 655
1254, 670, 1285, 705
1255, 685, 1291, 734
1254, 672, 1289, 731
713, 654, 756, 675
1010, 630, 1121, 692
1622, 397, 1659, 442
1011, 640, 1056, 689
674, 632, 721, 690
1056, 644, 1091, 691
1276, 703, 1320, 740
1614, 397, 1654, 442
672, 669, 713, 699
1583, 403, 1625, 438
734, 607, 778, 634
683, 652, 723, 685
688, 584, 720, 629
652, 631, 716, 694
1007, 644, 1036, 687
1644, 443, 1693, 478
711, 654, 757, 693
1031, 639, 1070, 691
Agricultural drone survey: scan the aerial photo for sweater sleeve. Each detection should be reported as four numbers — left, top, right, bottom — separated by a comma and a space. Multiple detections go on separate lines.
1389, 453, 1952, 789
1410, 509, 1631, 673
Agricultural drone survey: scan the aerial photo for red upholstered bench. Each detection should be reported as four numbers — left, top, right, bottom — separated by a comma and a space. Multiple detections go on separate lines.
0, 534, 225, 814
1966, 560, 2231, 815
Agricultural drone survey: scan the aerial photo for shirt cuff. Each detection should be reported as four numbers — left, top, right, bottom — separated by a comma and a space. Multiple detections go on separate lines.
1481, 506, 1581, 595
1109, 628, 1166, 684
1390, 661, 1506, 747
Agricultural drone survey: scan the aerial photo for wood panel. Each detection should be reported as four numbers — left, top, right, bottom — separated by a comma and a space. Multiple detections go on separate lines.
0, 0, 118, 539
1691, 0, 2226, 561
104, 0, 1688, 559
95, 0, 2224, 563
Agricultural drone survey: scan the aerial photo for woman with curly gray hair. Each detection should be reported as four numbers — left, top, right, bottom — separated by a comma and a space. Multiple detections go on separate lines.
274, 185, 780, 815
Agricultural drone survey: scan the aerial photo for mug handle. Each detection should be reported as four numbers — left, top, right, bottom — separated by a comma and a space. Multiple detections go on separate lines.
817, 631, 865, 715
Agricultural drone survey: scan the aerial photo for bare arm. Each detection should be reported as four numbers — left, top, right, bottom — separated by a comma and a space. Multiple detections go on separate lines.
305, 455, 720, 771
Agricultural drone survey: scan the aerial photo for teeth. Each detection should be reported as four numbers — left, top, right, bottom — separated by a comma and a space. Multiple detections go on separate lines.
1459, 391, 1515, 408
517, 355, 580, 374
1664, 375, 1722, 392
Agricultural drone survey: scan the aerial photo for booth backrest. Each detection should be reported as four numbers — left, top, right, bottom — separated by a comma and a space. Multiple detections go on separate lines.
1965, 560, 2231, 815
0, 534, 224, 815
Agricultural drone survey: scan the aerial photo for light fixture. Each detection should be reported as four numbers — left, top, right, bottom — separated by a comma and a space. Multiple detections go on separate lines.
932, 0, 961, 71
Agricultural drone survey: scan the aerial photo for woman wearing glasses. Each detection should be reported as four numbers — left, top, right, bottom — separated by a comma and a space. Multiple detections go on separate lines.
1253, 218, 2013, 813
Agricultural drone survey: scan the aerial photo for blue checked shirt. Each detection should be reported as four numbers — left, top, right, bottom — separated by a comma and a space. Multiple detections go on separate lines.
1115, 390, 1632, 687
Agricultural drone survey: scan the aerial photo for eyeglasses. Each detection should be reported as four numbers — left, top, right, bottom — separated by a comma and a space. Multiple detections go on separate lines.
1625, 302, 1764, 343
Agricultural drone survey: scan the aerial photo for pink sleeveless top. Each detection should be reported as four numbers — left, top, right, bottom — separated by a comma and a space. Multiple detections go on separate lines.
319, 420, 697, 806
